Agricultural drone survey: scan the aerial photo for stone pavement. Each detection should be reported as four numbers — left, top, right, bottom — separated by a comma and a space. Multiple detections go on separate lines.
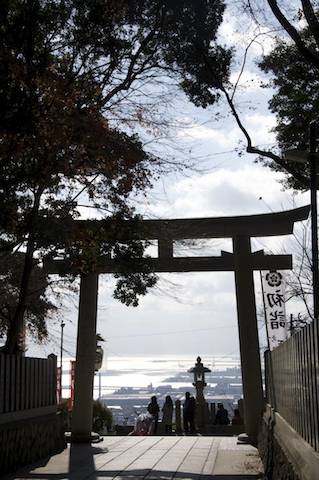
4, 436, 265, 480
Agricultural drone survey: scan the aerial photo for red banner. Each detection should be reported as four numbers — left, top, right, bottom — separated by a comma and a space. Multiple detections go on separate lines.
68, 360, 76, 411
56, 366, 62, 404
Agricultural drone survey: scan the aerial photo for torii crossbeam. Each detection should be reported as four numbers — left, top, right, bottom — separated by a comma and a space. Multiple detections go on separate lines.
43, 205, 310, 441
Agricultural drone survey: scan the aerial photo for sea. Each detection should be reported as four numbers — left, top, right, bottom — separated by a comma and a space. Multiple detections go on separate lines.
61, 354, 241, 399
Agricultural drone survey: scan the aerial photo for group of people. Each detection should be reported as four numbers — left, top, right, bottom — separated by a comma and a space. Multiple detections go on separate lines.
146, 395, 174, 434
213, 403, 243, 426
132, 394, 242, 436
148, 392, 199, 435
132, 393, 195, 436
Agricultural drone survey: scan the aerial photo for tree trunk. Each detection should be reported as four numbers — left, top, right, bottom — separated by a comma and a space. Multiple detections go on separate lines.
2, 189, 42, 354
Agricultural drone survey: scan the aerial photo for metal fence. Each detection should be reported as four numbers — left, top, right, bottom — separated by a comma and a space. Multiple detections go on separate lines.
265, 320, 319, 453
0, 353, 57, 417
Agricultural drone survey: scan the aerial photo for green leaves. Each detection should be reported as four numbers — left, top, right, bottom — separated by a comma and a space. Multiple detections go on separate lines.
92, 400, 113, 433
113, 271, 157, 307
0, 252, 57, 341
258, 27, 319, 189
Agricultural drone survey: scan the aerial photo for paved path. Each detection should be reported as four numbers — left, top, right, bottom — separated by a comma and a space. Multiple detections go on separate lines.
4, 436, 264, 480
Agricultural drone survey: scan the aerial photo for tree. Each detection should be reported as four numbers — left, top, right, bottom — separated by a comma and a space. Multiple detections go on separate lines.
180, 1, 319, 189
215, 3, 319, 324
92, 400, 113, 434
257, 25, 319, 190
59, 398, 113, 432
0, 253, 58, 342
240, 2, 319, 183
0, 0, 231, 352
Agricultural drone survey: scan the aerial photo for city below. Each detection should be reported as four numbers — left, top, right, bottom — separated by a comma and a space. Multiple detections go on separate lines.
98, 365, 245, 426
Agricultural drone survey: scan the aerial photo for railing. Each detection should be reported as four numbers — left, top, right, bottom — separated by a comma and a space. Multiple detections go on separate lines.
265, 320, 319, 453
0, 353, 57, 422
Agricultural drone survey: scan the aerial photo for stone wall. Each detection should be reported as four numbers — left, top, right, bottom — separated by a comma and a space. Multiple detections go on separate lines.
0, 412, 66, 474
258, 416, 300, 480
258, 404, 319, 480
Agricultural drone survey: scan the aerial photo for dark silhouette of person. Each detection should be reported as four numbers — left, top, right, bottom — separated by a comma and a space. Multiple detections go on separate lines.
162, 395, 174, 434
147, 395, 160, 434
214, 403, 230, 425
183, 391, 196, 434
231, 408, 243, 425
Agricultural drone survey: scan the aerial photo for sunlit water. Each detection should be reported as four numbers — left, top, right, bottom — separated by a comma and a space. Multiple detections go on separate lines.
61, 354, 240, 399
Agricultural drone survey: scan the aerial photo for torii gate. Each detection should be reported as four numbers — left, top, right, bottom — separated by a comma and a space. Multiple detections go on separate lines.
44, 205, 310, 442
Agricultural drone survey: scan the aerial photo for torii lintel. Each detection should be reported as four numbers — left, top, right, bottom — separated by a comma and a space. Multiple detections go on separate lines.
38, 205, 310, 246
43, 206, 308, 274
44, 251, 292, 274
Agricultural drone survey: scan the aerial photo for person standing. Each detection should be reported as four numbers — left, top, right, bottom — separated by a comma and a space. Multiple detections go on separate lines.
183, 391, 196, 434
162, 395, 174, 434
147, 395, 160, 434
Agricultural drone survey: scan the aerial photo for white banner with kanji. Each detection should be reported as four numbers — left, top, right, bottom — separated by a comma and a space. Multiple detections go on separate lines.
261, 270, 288, 350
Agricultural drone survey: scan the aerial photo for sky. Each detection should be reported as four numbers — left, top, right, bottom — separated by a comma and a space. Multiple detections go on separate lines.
26, 2, 311, 361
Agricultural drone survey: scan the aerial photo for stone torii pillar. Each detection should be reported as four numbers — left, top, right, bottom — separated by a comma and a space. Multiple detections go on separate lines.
233, 236, 263, 439
71, 273, 99, 442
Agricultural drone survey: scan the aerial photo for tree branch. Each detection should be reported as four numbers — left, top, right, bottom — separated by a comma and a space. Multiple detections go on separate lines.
196, 41, 309, 186
101, 27, 159, 107
301, 0, 319, 48
231, 30, 280, 100
267, 0, 319, 68
231, 38, 254, 101
221, 84, 309, 187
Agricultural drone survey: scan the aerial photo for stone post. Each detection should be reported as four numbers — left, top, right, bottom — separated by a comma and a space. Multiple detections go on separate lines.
175, 399, 182, 434
238, 398, 245, 424
48, 353, 57, 407
71, 272, 99, 442
210, 402, 216, 424
233, 235, 264, 439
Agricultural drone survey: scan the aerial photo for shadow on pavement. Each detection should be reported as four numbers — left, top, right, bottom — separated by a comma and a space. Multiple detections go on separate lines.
4, 440, 264, 480
7, 466, 265, 479
4, 444, 107, 480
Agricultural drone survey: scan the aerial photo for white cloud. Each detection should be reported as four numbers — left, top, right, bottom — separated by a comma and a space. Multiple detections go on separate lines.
149, 164, 292, 220
244, 112, 277, 145
219, 7, 276, 57
178, 123, 241, 150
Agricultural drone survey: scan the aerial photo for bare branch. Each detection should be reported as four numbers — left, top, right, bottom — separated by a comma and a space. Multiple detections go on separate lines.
220, 84, 309, 186
231, 29, 280, 100
231, 37, 255, 100
101, 28, 159, 107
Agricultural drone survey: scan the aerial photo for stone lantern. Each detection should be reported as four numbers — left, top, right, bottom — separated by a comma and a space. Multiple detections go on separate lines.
188, 356, 211, 402
188, 356, 211, 432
